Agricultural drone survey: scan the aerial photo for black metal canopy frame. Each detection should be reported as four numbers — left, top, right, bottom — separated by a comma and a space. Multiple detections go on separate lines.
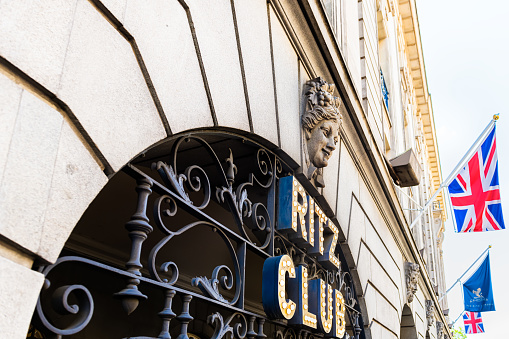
31, 132, 365, 339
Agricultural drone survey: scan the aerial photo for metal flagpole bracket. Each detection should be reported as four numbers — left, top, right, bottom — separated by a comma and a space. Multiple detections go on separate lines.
450, 310, 465, 327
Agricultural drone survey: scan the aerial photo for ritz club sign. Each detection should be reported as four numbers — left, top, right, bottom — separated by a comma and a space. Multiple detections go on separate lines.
262, 176, 346, 338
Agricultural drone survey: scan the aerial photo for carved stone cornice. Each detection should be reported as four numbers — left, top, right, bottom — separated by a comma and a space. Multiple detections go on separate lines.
425, 300, 435, 331
405, 262, 420, 303
398, 0, 446, 218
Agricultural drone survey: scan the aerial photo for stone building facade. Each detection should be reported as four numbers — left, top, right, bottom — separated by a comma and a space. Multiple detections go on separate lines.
0, 0, 450, 338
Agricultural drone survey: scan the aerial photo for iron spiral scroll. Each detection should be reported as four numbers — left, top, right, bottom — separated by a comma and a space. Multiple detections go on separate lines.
31, 133, 364, 339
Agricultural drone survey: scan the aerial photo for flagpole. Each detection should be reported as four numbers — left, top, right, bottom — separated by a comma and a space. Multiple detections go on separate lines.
438, 245, 491, 302
451, 310, 465, 327
409, 114, 499, 230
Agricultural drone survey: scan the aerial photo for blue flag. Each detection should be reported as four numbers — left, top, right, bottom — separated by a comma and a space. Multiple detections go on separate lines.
463, 252, 495, 312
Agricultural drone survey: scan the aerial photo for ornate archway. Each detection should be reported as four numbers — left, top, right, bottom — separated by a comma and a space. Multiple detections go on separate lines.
31, 131, 365, 339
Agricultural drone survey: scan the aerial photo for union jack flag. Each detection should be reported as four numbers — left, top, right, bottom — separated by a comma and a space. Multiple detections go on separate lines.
448, 125, 505, 232
463, 311, 485, 334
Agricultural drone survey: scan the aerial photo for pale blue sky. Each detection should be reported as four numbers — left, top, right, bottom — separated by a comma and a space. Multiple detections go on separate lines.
416, 0, 509, 337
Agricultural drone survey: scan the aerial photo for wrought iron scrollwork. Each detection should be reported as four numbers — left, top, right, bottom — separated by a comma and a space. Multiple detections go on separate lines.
31, 132, 365, 339
145, 136, 278, 304
337, 271, 357, 309
216, 149, 251, 219
149, 136, 276, 251
338, 270, 362, 338
192, 265, 235, 304
248, 202, 271, 247
275, 328, 297, 339
307, 262, 327, 282
148, 217, 241, 305
208, 312, 248, 339
34, 280, 94, 337
152, 161, 212, 210
276, 328, 326, 339
215, 148, 274, 250
274, 235, 297, 259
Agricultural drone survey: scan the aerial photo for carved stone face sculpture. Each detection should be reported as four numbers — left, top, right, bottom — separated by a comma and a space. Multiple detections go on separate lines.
305, 119, 339, 168
301, 77, 342, 188
405, 262, 420, 304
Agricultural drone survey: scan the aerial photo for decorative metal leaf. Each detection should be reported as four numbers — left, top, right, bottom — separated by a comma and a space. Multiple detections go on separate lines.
192, 276, 228, 304
237, 189, 252, 218
208, 312, 247, 339
153, 161, 191, 203
191, 265, 235, 305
